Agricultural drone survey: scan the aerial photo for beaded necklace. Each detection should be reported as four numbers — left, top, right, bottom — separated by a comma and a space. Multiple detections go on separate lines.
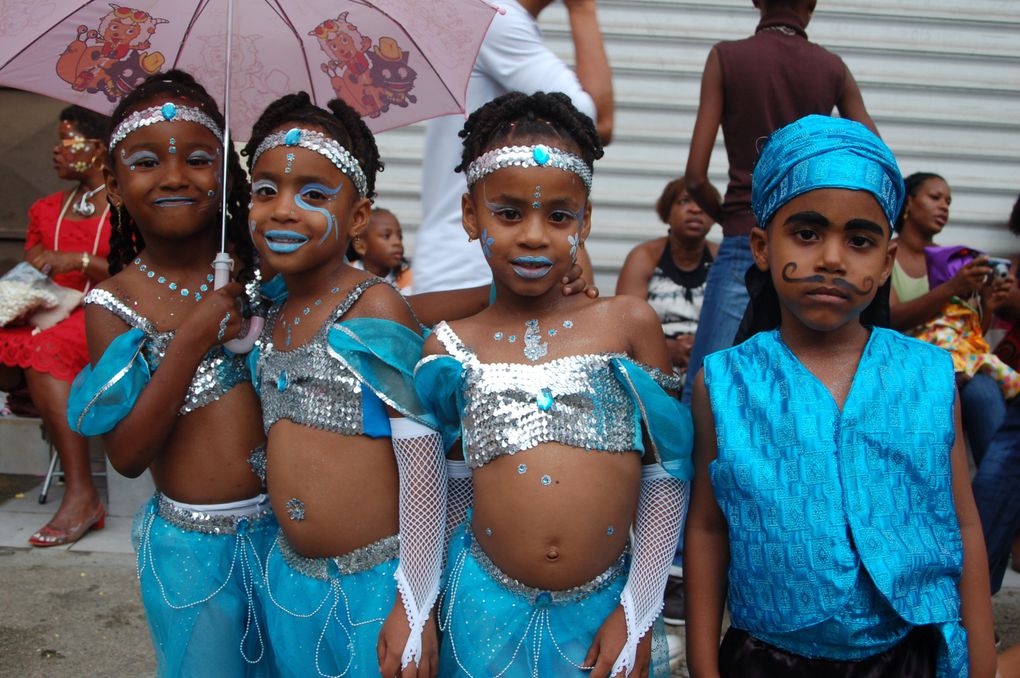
134, 258, 214, 301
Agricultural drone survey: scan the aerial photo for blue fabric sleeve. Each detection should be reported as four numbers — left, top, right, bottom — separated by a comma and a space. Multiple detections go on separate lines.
326, 317, 435, 429
260, 273, 288, 303
413, 355, 464, 451
612, 357, 694, 480
66, 327, 150, 436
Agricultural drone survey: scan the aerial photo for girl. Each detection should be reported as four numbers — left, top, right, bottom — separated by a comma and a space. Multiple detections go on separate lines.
348, 207, 413, 294
66, 71, 275, 676
415, 91, 693, 678
242, 92, 445, 678
684, 115, 996, 677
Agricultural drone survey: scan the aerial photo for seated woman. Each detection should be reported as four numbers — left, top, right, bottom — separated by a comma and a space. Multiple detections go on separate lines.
0, 105, 112, 546
890, 171, 1015, 464
616, 177, 719, 381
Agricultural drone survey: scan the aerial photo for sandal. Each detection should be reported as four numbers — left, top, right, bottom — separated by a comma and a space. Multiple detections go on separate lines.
29, 503, 105, 547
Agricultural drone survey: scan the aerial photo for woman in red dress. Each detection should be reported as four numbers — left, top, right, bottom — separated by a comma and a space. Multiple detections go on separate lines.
0, 105, 112, 546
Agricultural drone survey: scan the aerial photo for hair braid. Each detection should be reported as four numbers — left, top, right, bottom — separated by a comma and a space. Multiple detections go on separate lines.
106, 69, 254, 282
242, 93, 383, 200
456, 91, 603, 178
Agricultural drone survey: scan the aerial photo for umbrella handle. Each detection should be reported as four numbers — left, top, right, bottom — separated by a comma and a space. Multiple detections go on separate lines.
213, 252, 263, 354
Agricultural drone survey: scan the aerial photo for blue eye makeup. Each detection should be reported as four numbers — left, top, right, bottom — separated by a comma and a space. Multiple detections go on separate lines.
294, 181, 343, 243
187, 149, 216, 164
252, 178, 278, 196
121, 149, 159, 169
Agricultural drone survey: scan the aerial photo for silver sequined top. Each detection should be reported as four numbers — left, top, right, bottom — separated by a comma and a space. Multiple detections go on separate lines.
84, 289, 250, 415
427, 321, 641, 468
257, 278, 385, 436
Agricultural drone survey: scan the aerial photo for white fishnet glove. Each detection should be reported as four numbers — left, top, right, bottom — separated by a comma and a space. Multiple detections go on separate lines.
446, 458, 473, 547
391, 418, 447, 669
612, 464, 688, 676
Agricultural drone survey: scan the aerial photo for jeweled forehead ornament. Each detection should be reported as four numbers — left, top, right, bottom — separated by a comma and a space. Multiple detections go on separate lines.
109, 101, 224, 153
252, 127, 368, 198
465, 144, 592, 193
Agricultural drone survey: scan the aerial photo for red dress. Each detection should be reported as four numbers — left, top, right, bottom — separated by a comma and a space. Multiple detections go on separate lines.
0, 191, 112, 383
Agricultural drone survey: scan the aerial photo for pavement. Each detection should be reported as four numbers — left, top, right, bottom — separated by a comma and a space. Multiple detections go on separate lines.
3, 467, 1020, 677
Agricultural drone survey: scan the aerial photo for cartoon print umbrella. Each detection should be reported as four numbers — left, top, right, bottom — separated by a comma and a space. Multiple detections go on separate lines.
0, 0, 498, 350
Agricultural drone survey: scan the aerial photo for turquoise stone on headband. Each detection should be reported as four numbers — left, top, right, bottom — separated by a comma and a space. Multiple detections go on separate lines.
532, 145, 550, 165
161, 102, 177, 120
536, 388, 554, 411
284, 128, 302, 146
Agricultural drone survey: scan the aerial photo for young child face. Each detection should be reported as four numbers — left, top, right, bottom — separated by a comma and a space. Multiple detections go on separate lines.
248, 128, 368, 276
667, 189, 713, 241
462, 160, 591, 299
358, 211, 404, 272
751, 188, 896, 332
106, 103, 222, 240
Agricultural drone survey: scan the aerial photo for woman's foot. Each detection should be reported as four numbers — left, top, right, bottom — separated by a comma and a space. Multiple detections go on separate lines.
29, 495, 105, 547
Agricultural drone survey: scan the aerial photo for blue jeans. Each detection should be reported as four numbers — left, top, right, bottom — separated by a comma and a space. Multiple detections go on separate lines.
971, 400, 1020, 594
960, 372, 1007, 465
682, 235, 754, 404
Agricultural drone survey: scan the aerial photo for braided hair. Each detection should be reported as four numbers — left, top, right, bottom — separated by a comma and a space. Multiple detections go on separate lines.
241, 92, 382, 200
105, 69, 254, 283
895, 172, 945, 233
455, 91, 603, 183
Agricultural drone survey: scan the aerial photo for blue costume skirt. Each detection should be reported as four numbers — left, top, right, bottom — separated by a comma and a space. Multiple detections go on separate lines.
132, 492, 278, 677
259, 530, 400, 678
440, 523, 670, 678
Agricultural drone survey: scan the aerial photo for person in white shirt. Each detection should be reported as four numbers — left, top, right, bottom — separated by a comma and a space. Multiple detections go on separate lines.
414, 0, 613, 293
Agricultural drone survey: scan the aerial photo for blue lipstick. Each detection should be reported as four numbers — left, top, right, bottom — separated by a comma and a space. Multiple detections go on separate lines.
154, 196, 195, 207
511, 256, 553, 279
264, 230, 309, 254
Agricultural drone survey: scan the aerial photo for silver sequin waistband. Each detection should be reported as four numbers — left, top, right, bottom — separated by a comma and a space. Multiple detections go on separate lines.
277, 533, 400, 582
153, 492, 274, 535
464, 523, 627, 604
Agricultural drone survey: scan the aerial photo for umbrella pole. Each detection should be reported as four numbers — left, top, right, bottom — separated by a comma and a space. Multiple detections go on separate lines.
213, 0, 235, 289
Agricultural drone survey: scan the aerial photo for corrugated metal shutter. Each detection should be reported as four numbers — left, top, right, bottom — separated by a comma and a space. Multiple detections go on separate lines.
373, 1, 1020, 290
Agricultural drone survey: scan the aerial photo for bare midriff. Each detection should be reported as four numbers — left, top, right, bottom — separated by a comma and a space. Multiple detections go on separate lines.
266, 420, 399, 558
152, 383, 265, 504
472, 443, 641, 591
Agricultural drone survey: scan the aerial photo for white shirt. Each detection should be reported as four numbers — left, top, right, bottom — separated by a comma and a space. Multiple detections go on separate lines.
414, 0, 596, 293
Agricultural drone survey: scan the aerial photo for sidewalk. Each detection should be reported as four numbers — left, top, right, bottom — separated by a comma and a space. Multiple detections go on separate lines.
3, 473, 1020, 677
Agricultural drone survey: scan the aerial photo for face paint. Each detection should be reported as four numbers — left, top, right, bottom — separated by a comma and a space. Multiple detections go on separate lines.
285, 152, 295, 174
832, 276, 875, 295
511, 256, 553, 279
479, 228, 495, 258
781, 262, 875, 294
294, 182, 343, 244
263, 229, 310, 253
121, 149, 158, 170
781, 262, 825, 284
168, 137, 176, 154
532, 185, 542, 209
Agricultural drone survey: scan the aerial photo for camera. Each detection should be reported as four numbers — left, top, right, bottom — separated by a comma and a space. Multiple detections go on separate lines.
987, 257, 1012, 279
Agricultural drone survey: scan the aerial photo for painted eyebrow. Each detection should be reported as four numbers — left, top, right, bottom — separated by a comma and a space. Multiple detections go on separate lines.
783, 211, 829, 228
120, 149, 159, 165
844, 219, 887, 237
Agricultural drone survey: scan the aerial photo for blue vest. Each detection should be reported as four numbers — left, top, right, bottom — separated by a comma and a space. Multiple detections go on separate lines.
704, 328, 963, 638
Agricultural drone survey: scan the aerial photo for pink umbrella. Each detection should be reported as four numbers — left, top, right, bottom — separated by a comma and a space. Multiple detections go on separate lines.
0, 0, 498, 136
0, 0, 497, 351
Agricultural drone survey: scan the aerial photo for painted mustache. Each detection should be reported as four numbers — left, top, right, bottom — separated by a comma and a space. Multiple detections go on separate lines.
781, 262, 874, 295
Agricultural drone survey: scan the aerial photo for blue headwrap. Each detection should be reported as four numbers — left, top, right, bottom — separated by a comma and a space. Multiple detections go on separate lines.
751, 115, 904, 230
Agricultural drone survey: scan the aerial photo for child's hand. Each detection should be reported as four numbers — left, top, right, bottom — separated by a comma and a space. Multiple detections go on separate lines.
562, 262, 600, 298
377, 600, 438, 678
986, 273, 1016, 314
177, 281, 245, 350
584, 604, 651, 677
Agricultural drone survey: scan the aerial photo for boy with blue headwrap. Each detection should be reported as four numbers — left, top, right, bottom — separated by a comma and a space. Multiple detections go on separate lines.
684, 115, 996, 677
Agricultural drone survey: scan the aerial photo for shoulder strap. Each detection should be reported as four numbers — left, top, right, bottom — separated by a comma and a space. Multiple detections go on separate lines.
325, 276, 387, 327
84, 289, 155, 334
433, 321, 479, 366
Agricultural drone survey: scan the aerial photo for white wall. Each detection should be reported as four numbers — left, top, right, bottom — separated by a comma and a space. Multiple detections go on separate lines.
373, 0, 1020, 291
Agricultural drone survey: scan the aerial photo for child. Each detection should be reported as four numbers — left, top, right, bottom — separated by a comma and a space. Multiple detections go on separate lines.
349, 207, 413, 294
415, 91, 694, 678
66, 71, 275, 676
684, 114, 996, 677
241, 92, 445, 677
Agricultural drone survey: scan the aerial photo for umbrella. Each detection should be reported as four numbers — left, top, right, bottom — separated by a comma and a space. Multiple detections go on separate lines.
0, 0, 498, 136
0, 0, 498, 350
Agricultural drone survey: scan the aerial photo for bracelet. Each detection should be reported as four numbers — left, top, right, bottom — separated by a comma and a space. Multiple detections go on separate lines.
217, 311, 231, 341
80, 252, 90, 273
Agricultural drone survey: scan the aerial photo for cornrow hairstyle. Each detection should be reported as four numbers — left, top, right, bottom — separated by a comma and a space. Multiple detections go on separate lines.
241, 92, 383, 200
895, 171, 945, 232
59, 105, 111, 141
455, 91, 604, 184
105, 69, 254, 283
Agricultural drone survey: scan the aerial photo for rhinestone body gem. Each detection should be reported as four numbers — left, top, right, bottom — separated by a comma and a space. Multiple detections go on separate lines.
286, 498, 305, 521
161, 102, 177, 120
284, 128, 302, 145
532, 145, 551, 165
517, 463, 527, 474
541, 475, 552, 486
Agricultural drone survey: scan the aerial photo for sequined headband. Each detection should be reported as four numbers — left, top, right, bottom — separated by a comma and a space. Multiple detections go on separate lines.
252, 128, 368, 198
465, 145, 593, 192
109, 102, 223, 152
